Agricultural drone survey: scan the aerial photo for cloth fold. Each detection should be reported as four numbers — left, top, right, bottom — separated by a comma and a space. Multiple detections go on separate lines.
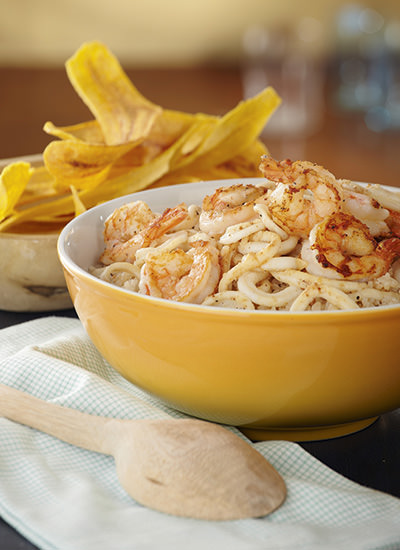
0, 317, 399, 550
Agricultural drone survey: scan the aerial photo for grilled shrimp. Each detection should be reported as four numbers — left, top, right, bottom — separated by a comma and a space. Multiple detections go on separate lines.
259, 156, 342, 237
199, 183, 270, 236
100, 202, 188, 265
139, 240, 221, 303
342, 188, 390, 236
103, 200, 156, 244
301, 212, 400, 280
388, 209, 400, 237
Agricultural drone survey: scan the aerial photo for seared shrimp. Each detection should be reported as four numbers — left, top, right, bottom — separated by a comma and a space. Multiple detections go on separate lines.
259, 156, 342, 237
139, 240, 221, 303
199, 183, 270, 236
103, 200, 156, 245
302, 212, 400, 280
388, 209, 400, 238
100, 202, 188, 265
343, 188, 390, 236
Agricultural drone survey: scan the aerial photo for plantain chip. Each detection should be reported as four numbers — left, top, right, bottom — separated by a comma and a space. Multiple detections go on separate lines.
43, 139, 139, 192
44, 108, 195, 149
92, 115, 218, 202
150, 139, 269, 188
65, 41, 161, 145
171, 87, 280, 172
223, 139, 270, 176
0, 187, 79, 232
18, 165, 57, 205
43, 120, 105, 144
146, 109, 197, 148
0, 162, 33, 220
0, 41, 282, 233
98, 88, 279, 198
70, 185, 87, 216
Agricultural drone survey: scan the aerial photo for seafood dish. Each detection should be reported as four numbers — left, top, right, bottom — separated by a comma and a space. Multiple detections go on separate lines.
90, 156, 400, 311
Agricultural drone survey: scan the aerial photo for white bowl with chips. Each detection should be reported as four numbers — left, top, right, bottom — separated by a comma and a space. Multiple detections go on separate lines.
58, 177, 400, 441
0, 154, 72, 312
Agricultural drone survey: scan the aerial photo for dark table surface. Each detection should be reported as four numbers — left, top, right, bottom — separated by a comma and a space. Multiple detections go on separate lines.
1, 308, 400, 549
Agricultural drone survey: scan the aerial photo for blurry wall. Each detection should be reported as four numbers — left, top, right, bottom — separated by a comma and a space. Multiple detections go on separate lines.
1, 0, 399, 67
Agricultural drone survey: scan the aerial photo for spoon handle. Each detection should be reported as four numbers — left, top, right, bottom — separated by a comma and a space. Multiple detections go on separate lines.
0, 383, 111, 454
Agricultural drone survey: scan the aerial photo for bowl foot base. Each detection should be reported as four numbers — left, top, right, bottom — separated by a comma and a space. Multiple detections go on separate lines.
240, 416, 378, 442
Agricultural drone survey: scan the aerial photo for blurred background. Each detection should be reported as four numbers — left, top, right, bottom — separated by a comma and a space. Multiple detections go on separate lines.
1, 0, 400, 186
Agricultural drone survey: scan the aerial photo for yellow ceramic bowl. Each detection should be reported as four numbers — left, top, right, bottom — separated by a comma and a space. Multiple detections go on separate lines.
57, 178, 400, 441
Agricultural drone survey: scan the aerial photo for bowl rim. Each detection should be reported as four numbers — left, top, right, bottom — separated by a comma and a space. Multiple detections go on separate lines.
0, 153, 43, 167
0, 231, 60, 239
58, 177, 400, 318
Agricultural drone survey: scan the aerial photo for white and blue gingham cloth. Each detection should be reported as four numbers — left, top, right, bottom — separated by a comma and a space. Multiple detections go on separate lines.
0, 317, 400, 550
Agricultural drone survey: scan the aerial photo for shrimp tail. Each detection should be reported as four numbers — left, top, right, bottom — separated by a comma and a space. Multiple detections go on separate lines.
145, 203, 188, 243
376, 237, 400, 263
259, 156, 293, 183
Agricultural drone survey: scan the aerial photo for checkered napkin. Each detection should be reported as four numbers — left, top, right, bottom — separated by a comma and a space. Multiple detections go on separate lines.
1, 317, 400, 550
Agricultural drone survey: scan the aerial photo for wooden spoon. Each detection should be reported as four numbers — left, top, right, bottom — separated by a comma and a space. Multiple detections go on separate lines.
0, 383, 286, 520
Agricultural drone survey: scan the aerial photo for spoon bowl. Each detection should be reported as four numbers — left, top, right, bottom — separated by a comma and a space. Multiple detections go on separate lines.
0, 383, 286, 520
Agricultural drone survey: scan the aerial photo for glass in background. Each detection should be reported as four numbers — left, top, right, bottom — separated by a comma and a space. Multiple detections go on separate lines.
241, 18, 325, 141
334, 3, 400, 132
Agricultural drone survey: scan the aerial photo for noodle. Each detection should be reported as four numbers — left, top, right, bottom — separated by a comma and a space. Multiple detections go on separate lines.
90, 180, 400, 311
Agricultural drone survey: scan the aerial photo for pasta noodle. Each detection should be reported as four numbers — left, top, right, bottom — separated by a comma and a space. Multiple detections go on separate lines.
91, 173, 400, 311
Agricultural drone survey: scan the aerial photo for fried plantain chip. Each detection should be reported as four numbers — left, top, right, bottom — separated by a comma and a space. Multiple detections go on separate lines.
0, 42, 282, 233
65, 41, 161, 145
99, 88, 279, 198
0, 162, 33, 220
44, 108, 195, 149
171, 87, 280, 172
43, 120, 105, 144
43, 139, 139, 192
0, 187, 79, 232
150, 139, 269, 188
18, 165, 57, 205
70, 185, 87, 216
92, 115, 218, 202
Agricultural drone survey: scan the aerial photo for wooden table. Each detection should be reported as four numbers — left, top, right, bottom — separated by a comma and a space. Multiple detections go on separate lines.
0, 66, 400, 549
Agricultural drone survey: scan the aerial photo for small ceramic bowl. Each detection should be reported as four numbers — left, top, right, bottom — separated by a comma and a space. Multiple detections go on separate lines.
0, 155, 72, 312
58, 178, 400, 441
